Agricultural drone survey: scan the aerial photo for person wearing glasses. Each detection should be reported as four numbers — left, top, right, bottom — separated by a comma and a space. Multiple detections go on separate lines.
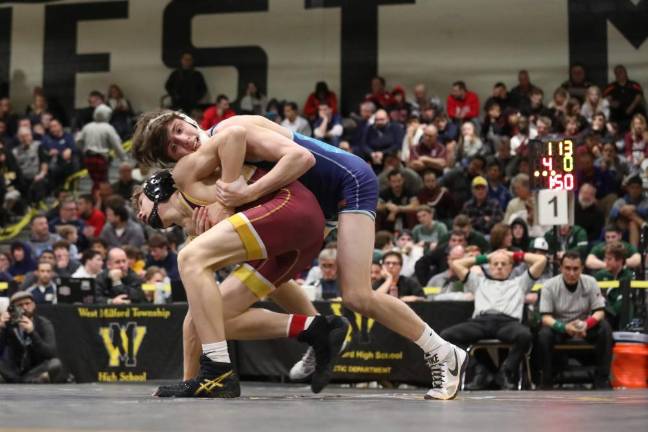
373, 251, 425, 303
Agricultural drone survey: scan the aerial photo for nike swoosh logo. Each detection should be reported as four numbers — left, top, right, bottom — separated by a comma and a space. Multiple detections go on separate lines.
448, 350, 459, 376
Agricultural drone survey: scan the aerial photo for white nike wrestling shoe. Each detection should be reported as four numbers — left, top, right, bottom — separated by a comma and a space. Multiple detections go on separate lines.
424, 344, 468, 400
289, 346, 316, 381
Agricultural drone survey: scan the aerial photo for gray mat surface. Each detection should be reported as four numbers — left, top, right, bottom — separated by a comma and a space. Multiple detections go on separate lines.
1, 383, 647, 432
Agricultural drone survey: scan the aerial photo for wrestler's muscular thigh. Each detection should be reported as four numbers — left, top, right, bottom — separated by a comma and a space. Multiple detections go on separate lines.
337, 213, 425, 341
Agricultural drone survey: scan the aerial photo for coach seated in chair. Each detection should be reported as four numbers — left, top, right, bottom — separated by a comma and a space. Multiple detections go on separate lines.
538, 250, 612, 389
0, 291, 63, 383
95, 247, 144, 305
441, 249, 546, 389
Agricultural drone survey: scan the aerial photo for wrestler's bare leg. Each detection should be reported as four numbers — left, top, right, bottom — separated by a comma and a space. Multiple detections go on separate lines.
336, 213, 425, 340
182, 304, 292, 380
270, 280, 318, 316
182, 314, 201, 380
336, 212, 465, 400
182, 278, 317, 379
177, 220, 247, 349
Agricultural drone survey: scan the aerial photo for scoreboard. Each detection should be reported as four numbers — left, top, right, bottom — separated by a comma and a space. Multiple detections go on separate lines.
529, 139, 575, 226
529, 139, 576, 191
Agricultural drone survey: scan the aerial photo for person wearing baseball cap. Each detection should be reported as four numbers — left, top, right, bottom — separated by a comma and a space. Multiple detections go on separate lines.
530, 237, 549, 253
461, 175, 504, 235
472, 175, 488, 188
0, 290, 62, 383
528, 237, 555, 282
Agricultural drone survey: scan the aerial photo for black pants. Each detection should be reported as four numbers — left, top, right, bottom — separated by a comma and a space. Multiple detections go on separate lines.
0, 358, 63, 383
536, 319, 613, 386
441, 314, 532, 374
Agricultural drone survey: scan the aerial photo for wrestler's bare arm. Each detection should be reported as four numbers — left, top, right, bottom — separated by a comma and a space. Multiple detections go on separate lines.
173, 125, 247, 188
215, 116, 315, 203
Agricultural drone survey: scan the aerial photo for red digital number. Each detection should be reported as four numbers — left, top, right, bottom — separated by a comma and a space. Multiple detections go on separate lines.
549, 174, 574, 190
542, 157, 553, 171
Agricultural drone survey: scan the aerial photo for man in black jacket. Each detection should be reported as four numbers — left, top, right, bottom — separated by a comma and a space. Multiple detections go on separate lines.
165, 52, 207, 114
0, 291, 62, 383
414, 230, 468, 285
94, 247, 144, 304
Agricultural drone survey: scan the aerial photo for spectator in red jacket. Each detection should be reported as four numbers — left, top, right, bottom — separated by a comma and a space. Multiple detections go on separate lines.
77, 193, 105, 238
200, 94, 236, 130
447, 81, 480, 123
365, 76, 392, 109
303, 81, 338, 122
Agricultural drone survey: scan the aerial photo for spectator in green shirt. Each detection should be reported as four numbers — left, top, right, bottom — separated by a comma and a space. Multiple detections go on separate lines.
544, 224, 589, 261
593, 242, 635, 329
412, 205, 448, 249
438, 214, 490, 253
586, 225, 641, 271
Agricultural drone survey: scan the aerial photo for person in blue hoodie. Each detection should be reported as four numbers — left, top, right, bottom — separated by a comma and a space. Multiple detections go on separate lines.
8, 242, 36, 285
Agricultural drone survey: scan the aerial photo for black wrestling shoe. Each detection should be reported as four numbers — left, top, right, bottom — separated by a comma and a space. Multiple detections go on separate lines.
495, 368, 518, 390
298, 315, 351, 393
465, 370, 494, 391
154, 380, 189, 397
154, 354, 240, 398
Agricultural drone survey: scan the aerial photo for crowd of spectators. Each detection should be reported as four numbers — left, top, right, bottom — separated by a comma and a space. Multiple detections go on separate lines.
0, 56, 647, 387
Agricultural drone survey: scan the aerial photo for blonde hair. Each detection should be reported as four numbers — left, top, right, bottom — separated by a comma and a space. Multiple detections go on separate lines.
56, 224, 77, 240
318, 248, 337, 262
631, 113, 647, 135
144, 265, 165, 282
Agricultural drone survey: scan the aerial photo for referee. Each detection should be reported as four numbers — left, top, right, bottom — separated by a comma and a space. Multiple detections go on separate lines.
444, 249, 546, 389
538, 250, 612, 389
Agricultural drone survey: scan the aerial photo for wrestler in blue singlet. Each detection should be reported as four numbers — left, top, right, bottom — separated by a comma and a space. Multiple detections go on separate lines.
207, 127, 378, 221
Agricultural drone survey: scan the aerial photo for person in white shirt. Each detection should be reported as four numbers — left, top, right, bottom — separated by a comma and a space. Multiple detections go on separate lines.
281, 102, 312, 137
71, 249, 104, 279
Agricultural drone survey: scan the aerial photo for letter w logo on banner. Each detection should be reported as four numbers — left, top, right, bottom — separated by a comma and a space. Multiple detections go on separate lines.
99, 322, 147, 367
330, 303, 374, 345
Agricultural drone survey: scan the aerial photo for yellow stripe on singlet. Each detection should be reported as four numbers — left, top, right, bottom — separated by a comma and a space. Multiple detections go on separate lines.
232, 264, 274, 298
227, 213, 267, 260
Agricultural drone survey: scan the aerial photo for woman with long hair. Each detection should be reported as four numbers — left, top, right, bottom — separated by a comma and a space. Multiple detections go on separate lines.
624, 113, 648, 171
510, 218, 530, 252
581, 85, 610, 124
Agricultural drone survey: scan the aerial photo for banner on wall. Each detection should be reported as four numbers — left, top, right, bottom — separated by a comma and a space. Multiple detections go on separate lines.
234, 301, 474, 385
38, 301, 473, 384
39, 304, 184, 383
1, 0, 646, 118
